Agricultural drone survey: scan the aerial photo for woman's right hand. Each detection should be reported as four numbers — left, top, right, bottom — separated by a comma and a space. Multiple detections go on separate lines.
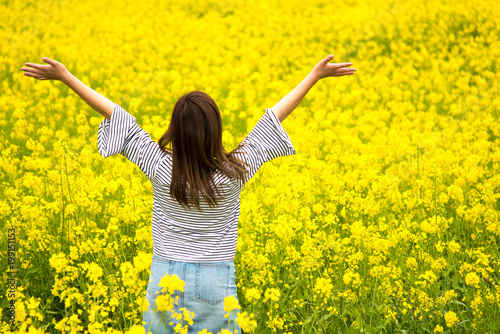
21, 57, 70, 82
312, 54, 356, 80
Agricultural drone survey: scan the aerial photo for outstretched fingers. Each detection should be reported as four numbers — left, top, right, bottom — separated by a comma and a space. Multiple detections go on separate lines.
24, 62, 44, 69
338, 62, 356, 71
343, 70, 357, 76
21, 67, 39, 75
21, 64, 45, 79
341, 67, 357, 72
332, 67, 356, 77
24, 63, 41, 68
333, 62, 353, 68
23, 71, 44, 79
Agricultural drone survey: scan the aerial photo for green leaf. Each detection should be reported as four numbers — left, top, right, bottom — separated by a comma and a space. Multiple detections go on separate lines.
449, 300, 466, 307
363, 325, 377, 333
319, 313, 332, 324
0, 297, 10, 309
24, 266, 40, 275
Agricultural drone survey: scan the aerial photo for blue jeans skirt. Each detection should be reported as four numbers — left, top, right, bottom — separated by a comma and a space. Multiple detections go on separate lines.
143, 254, 241, 334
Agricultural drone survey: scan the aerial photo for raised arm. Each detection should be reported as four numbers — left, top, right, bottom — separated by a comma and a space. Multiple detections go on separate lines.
21, 57, 115, 120
271, 54, 357, 123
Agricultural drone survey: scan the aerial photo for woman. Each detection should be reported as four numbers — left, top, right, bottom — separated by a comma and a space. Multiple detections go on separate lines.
21, 55, 356, 333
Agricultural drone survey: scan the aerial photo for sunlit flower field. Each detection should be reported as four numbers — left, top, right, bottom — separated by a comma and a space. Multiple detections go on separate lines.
1, 0, 500, 332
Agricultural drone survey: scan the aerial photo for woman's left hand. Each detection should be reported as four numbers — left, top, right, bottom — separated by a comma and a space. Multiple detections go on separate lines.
21, 57, 70, 82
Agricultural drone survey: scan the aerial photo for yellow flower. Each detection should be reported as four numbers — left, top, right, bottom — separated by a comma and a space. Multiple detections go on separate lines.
217, 330, 233, 334
447, 240, 460, 253
223, 295, 240, 314
86, 262, 103, 282
126, 325, 149, 334
244, 288, 261, 303
198, 330, 213, 334
444, 290, 458, 300
313, 203, 324, 215
444, 311, 459, 327
420, 220, 437, 234
159, 274, 185, 295
406, 257, 418, 270
236, 311, 257, 333
180, 308, 195, 326
465, 272, 480, 287
314, 277, 333, 297
49, 253, 69, 274
90, 116, 102, 126
343, 270, 361, 287
156, 294, 174, 312
264, 288, 281, 303
433, 324, 443, 333
133, 251, 152, 273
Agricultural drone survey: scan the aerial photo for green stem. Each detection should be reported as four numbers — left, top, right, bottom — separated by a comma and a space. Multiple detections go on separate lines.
369, 276, 378, 327
59, 156, 66, 252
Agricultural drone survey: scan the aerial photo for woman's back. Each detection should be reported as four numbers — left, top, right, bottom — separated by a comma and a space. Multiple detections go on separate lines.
151, 161, 243, 262
98, 104, 296, 262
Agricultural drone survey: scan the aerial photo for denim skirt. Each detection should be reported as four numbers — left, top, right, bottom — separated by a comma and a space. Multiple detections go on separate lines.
143, 254, 241, 334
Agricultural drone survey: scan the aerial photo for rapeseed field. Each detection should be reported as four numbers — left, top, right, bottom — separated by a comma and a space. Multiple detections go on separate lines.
1, 0, 500, 332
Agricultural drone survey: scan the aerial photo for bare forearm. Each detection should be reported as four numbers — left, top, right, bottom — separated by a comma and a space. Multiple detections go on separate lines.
62, 72, 115, 120
271, 71, 319, 123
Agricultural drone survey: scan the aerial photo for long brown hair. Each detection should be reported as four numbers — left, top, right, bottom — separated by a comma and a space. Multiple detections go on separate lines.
158, 91, 249, 211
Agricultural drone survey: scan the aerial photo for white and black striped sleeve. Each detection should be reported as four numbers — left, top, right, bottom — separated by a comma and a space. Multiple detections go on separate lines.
234, 108, 296, 186
97, 104, 164, 181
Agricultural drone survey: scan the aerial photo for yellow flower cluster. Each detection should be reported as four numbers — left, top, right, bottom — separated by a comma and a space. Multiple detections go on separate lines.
236, 311, 257, 333
1, 0, 500, 332
159, 274, 185, 297
223, 295, 240, 315
444, 311, 459, 328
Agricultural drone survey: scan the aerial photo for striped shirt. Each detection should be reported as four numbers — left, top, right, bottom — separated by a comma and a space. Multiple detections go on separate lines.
97, 104, 296, 262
